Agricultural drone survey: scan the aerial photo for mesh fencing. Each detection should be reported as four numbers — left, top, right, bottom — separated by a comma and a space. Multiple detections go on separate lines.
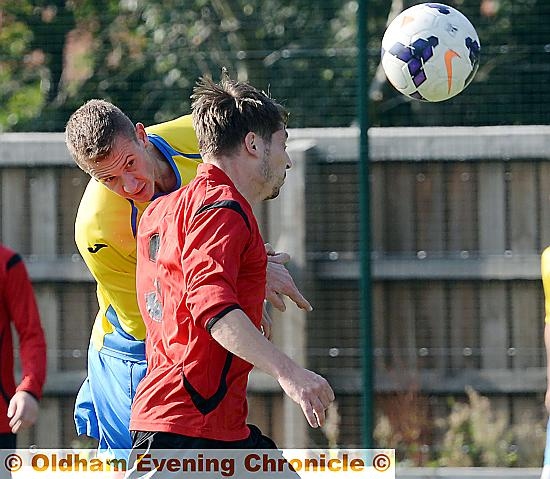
3, 1, 550, 131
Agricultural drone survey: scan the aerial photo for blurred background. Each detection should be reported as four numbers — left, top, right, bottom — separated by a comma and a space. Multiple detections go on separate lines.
3, 0, 549, 131
2, 0, 550, 470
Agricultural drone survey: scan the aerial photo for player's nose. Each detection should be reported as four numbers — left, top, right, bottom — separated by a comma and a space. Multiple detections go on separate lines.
122, 173, 140, 194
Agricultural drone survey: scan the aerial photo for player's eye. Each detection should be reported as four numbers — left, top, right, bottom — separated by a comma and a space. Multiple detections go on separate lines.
102, 176, 115, 184
126, 159, 135, 168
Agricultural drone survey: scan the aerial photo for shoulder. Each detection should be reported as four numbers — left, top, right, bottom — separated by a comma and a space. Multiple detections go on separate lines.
145, 115, 199, 152
0, 244, 15, 261
0, 245, 19, 276
146, 114, 193, 132
193, 179, 253, 232
76, 179, 133, 228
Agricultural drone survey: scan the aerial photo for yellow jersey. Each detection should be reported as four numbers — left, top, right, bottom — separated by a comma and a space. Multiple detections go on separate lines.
75, 115, 200, 357
543, 247, 550, 324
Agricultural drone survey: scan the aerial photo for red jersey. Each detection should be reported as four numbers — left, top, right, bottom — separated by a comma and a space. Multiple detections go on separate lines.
131, 163, 267, 441
0, 245, 46, 433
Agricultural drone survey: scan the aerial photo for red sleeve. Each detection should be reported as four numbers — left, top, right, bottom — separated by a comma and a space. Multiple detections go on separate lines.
5, 254, 47, 400
183, 205, 249, 331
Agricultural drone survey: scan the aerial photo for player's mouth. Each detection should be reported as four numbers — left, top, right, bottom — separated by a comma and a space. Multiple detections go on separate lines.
130, 183, 149, 202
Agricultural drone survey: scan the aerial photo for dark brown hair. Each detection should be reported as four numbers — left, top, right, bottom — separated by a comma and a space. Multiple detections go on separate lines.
191, 73, 288, 158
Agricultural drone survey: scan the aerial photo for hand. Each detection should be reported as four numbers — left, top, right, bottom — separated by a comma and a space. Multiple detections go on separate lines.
261, 303, 273, 341
277, 367, 334, 428
546, 388, 550, 415
7, 391, 39, 433
265, 243, 312, 312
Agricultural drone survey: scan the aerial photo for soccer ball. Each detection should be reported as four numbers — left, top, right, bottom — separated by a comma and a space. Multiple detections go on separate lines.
381, 3, 480, 102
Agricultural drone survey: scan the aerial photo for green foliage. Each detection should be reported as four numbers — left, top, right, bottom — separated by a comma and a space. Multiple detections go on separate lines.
436, 388, 515, 466
68, 0, 360, 128
3, 0, 550, 130
0, 2, 44, 132
0, 87, 44, 130
374, 387, 546, 467
1, 0, 362, 131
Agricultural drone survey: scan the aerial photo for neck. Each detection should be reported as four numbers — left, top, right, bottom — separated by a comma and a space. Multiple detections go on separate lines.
205, 157, 262, 207
149, 144, 177, 194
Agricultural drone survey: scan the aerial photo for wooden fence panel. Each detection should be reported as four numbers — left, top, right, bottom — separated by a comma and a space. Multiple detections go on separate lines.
30, 169, 57, 255
34, 398, 62, 448
384, 164, 415, 254
60, 284, 96, 371
509, 163, 538, 253
386, 282, 417, 370
415, 163, 445, 254
34, 284, 60, 372
478, 163, 506, 254
480, 282, 509, 369
448, 282, 479, 370
446, 163, 478, 253
1, 169, 29, 252
415, 282, 446, 371
511, 281, 543, 369
315, 162, 360, 253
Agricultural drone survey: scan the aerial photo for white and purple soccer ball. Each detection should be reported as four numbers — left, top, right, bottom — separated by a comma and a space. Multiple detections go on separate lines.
381, 3, 480, 102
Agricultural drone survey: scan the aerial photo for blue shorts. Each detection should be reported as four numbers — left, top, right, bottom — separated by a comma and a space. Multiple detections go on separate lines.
74, 343, 147, 460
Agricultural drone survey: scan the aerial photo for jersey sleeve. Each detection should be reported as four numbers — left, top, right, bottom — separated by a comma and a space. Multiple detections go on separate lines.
4, 255, 46, 399
183, 203, 250, 332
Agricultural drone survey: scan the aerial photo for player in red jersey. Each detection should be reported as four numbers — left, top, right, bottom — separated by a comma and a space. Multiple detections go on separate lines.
0, 244, 46, 448
129, 75, 334, 458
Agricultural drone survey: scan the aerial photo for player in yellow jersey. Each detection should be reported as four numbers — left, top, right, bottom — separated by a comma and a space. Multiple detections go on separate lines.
65, 100, 312, 459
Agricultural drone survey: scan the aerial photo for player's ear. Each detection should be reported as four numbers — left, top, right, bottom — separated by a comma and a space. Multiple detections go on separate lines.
244, 132, 258, 156
135, 123, 148, 146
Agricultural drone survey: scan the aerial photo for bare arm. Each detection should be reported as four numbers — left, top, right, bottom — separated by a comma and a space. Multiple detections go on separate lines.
210, 309, 334, 427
